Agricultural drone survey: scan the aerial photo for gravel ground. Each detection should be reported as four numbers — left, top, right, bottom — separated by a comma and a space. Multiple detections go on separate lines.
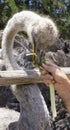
39, 84, 70, 130
0, 85, 70, 130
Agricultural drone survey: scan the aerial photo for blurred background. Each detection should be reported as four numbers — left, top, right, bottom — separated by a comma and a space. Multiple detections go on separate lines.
0, 0, 70, 39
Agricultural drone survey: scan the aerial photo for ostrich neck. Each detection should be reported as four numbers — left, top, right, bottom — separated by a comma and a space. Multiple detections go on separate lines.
1, 15, 28, 70
2, 28, 20, 70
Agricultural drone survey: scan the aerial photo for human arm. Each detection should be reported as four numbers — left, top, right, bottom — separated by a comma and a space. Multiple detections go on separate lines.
41, 63, 70, 113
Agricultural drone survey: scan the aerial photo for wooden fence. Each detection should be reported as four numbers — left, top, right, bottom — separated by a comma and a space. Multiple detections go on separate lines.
0, 67, 70, 86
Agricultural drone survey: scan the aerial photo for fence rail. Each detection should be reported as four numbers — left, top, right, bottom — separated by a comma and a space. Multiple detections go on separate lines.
0, 67, 70, 86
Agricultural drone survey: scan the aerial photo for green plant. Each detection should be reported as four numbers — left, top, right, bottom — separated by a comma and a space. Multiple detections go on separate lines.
27, 52, 57, 120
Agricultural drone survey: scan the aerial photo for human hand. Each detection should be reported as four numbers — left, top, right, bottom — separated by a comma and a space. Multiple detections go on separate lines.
41, 62, 69, 88
40, 62, 70, 113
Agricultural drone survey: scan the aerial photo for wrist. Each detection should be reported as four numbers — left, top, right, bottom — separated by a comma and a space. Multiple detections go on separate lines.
64, 78, 70, 87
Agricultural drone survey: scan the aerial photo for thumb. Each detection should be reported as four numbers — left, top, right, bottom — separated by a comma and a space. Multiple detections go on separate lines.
42, 63, 54, 74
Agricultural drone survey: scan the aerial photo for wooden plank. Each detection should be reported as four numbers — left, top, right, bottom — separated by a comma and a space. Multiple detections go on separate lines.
0, 69, 42, 86
0, 67, 70, 86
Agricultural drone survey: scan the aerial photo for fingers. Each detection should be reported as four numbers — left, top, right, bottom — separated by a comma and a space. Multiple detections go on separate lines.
41, 69, 47, 75
45, 60, 57, 67
42, 79, 55, 86
42, 63, 54, 74
42, 74, 53, 80
41, 74, 55, 86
